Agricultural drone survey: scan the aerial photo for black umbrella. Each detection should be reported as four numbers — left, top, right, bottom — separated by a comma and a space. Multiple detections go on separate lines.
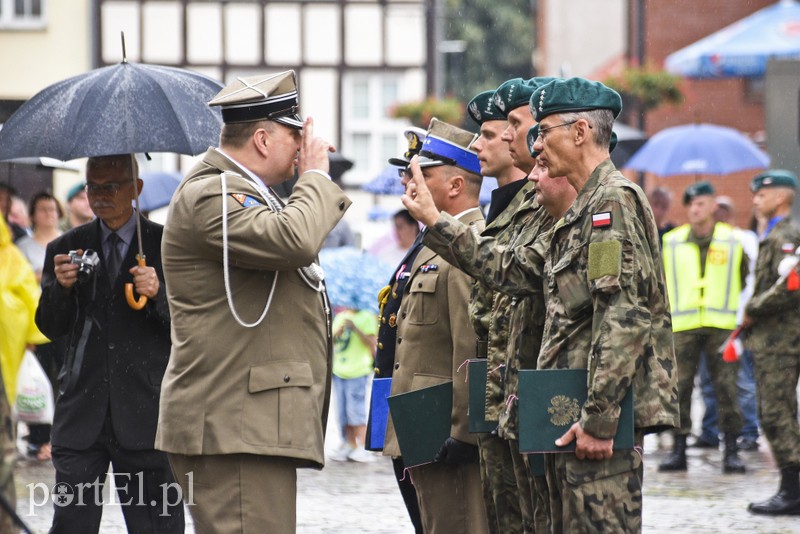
0, 60, 222, 160
0, 52, 223, 309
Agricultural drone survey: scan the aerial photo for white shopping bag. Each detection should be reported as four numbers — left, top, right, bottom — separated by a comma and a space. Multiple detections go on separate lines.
15, 350, 54, 425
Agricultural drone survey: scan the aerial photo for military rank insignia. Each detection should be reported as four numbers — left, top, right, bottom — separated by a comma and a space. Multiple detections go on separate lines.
230, 193, 261, 208
591, 211, 612, 228
419, 264, 439, 273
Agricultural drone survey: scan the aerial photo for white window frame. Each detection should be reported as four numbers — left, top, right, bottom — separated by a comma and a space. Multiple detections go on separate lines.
342, 72, 408, 185
0, 0, 47, 29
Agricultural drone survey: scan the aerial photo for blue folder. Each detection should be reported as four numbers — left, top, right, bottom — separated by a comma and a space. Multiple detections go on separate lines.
365, 378, 392, 451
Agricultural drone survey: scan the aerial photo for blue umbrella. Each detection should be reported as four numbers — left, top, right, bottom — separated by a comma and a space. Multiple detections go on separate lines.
362, 165, 406, 195
665, 0, 800, 78
624, 123, 769, 177
319, 247, 394, 313
138, 171, 182, 211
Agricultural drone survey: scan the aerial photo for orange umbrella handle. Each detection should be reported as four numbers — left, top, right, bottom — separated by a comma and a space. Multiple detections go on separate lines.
125, 255, 148, 310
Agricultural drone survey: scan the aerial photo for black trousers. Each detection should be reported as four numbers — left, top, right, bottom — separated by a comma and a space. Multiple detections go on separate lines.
50, 417, 184, 534
393, 456, 423, 533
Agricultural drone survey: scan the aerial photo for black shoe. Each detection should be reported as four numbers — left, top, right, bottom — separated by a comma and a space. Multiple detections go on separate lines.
748, 467, 800, 515
748, 494, 800, 515
659, 435, 687, 472
738, 436, 759, 451
688, 435, 719, 449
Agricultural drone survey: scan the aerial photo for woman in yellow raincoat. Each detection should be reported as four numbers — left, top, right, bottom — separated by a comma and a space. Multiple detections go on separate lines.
0, 214, 48, 532
0, 215, 48, 403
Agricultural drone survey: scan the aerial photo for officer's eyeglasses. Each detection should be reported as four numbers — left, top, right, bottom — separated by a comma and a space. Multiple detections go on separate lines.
85, 181, 131, 196
397, 168, 413, 179
537, 120, 578, 141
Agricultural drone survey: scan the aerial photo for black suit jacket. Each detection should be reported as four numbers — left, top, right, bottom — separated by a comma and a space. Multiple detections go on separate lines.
35, 216, 171, 450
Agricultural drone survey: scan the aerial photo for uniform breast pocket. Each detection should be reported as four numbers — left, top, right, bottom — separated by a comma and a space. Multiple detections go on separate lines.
407, 273, 439, 325
551, 245, 592, 319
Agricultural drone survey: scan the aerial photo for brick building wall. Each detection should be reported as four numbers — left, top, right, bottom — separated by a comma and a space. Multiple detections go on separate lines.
634, 0, 775, 230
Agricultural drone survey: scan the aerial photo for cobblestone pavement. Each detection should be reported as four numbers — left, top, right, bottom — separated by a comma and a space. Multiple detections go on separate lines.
11, 437, 800, 533
12, 384, 800, 533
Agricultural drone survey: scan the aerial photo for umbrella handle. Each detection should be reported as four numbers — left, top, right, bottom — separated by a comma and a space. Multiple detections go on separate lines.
125, 255, 148, 310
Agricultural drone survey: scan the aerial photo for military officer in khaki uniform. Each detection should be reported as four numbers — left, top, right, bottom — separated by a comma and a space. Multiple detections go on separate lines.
382, 118, 489, 534
156, 71, 351, 534
743, 170, 800, 516
405, 78, 678, 533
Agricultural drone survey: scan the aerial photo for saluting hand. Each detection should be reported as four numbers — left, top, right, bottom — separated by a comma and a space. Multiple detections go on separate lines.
298, 116, 336, 176
556, 422, 614, 461
400, 156, 440, 227
54, 252, 81, 291
129, 265, 160, 299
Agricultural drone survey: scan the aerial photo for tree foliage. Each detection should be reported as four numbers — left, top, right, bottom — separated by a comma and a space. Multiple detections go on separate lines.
441, 0, 535, 107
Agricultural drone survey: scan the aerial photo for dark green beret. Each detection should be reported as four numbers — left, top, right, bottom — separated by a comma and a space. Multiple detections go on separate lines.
467, 90, 505, 125
750, 169, 798, 192
683, 181, 715, 205
66, 182, 85, 201
527, 126, 618, 158
493, 77, 557, 117
531, 77, 622, 121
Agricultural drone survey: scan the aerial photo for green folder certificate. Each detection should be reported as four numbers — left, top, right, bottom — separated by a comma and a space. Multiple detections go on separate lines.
387, 381, 452, 468
518, 369, 634, 454
467, 359, 499, 433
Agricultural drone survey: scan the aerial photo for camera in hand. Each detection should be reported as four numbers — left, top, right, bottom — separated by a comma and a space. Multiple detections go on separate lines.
68, 249, 100, 281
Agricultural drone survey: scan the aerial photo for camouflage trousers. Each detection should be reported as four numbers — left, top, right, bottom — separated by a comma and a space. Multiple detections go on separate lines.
519, 448, 550, 534
545, 444, 643, 534
674, 329, 743, 435
478, 432, 525, 534
753, 351, 800, 469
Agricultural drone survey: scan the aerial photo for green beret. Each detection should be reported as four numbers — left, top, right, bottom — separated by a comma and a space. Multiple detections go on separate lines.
467, 90, 505, 125
493, 77, 557, 117
66, 182, 85, 201
683, 181, 715, 205
527, 125, 618, 158
531, 77, 622, 121
750, 169, 798, 192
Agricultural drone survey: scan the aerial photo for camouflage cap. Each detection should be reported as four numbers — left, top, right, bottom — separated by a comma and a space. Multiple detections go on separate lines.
417, 118, 480, 175
530, 77, 622, 122
492, 77, 556, 117
527, 125, 618, 158
750, 169, 798, 192
388, 127, 427, 167
683, 180, 715, 205
467, 90, 505, 125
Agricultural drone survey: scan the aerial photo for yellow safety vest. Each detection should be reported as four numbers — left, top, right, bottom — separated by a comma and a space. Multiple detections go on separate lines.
663, 223, 743, 332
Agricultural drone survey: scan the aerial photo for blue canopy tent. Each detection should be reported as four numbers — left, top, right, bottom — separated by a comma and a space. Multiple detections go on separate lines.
665, 0, 800, 78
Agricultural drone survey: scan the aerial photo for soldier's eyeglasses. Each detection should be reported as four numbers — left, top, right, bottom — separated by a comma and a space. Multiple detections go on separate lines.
537, 120, 578, 141
397, 168, 412, 179
85, 181, 131, 196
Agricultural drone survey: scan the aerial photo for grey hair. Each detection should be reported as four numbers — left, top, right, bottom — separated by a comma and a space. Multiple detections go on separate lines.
559, 109, 614, 150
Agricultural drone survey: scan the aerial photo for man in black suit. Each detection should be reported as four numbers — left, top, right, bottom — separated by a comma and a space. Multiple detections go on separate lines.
35, 154, 183, 533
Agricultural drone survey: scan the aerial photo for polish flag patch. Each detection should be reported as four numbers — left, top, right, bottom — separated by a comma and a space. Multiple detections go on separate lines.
592, 212, 612, 228
782, 243, 796, 254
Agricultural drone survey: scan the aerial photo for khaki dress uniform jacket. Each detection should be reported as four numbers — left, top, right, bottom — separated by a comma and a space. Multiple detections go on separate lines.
383, 208, 486, 456
155, 148, 350, 468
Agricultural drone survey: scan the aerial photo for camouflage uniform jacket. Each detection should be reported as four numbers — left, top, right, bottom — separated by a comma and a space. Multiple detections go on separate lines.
745, 216, 800, 355
428, 159, 679, 439
424, 191, 554, 439
469, 181, 539, 423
